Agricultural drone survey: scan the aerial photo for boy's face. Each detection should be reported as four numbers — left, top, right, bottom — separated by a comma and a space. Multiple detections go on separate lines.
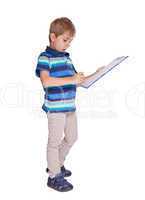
50, 31, 74, 52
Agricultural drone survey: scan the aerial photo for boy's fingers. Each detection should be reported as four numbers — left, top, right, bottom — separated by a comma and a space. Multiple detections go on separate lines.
78, 72, 84, 75
96, 66, 105, 72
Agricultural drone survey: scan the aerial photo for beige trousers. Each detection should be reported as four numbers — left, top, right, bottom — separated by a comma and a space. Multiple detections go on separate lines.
46, 111, 78, 177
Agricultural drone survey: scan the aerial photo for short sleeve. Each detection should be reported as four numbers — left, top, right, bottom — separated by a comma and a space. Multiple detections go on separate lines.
35, 55, 50, 77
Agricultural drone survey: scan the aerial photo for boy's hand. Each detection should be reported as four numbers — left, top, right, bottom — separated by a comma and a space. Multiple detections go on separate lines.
96, 66, 105, 73
73, 72, 85, 84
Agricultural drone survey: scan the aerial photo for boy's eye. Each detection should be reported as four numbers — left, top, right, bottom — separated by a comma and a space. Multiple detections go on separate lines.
63, 39, 67, 42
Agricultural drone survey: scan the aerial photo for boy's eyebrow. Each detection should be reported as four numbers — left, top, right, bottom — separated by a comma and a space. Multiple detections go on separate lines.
63, 35, 73, 39
64, 37, 71, 40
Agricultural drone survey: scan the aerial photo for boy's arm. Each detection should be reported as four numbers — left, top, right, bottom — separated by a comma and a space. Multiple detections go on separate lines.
40, 70, 85, 87
40, 71, 75, 87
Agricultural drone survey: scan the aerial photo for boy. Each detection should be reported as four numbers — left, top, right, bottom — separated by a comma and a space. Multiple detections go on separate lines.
35, 17, 85, 192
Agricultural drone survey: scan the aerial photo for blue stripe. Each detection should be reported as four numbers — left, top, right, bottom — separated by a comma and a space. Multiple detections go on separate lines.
45, 97, 75, 101
45, 84, 76, 90
42, 104, 76, 113
47, 91, 76, 100
51, 65, 72, 72
45, 86, 76, 94
50, 60, 66, 65
52, 62, 73, 68
49, 106, 76, 111
50, 70, 74, 77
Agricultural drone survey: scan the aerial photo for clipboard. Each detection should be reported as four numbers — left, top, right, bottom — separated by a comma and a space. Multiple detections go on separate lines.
80, 56, 129, 89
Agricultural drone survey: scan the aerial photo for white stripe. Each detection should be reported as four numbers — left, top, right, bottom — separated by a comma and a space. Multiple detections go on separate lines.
44, 101, 75, 108
45, 99, 75, 105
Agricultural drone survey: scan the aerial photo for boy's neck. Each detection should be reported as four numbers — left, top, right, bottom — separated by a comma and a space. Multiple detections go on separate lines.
49, 43, 61, 52
50, 43, 55, 50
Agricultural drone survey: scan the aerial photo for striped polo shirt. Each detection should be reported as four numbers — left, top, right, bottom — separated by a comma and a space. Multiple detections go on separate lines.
35, 46, 77, 113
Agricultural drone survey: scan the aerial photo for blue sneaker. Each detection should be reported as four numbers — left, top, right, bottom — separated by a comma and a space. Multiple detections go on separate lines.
47, 173, 73, 192
46, 166, 72, 177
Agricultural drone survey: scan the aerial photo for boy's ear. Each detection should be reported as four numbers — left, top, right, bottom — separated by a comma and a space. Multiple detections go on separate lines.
50, 33, 56, 42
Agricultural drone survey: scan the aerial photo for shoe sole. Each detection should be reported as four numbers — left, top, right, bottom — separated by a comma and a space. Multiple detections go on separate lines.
47, 183, 73, 192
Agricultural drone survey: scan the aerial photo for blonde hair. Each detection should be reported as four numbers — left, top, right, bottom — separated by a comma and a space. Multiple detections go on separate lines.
49, 17, 76, 42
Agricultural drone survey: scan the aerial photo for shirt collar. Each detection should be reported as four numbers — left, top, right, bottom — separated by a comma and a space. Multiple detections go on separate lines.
45, 46, 70, 57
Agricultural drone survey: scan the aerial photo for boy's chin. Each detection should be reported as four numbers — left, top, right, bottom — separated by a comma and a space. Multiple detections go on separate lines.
57, 48, 66, 52
61, 49, 66, 52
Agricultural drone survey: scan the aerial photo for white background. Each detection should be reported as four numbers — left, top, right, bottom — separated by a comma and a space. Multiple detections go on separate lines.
0, 0, 145, 199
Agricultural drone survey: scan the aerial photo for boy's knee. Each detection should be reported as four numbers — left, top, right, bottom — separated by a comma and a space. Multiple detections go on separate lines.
48, 138, 61, 148
67, 134, 78, 147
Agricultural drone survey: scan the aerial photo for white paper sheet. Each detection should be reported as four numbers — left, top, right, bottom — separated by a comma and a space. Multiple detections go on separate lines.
80, 56, 129, 88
